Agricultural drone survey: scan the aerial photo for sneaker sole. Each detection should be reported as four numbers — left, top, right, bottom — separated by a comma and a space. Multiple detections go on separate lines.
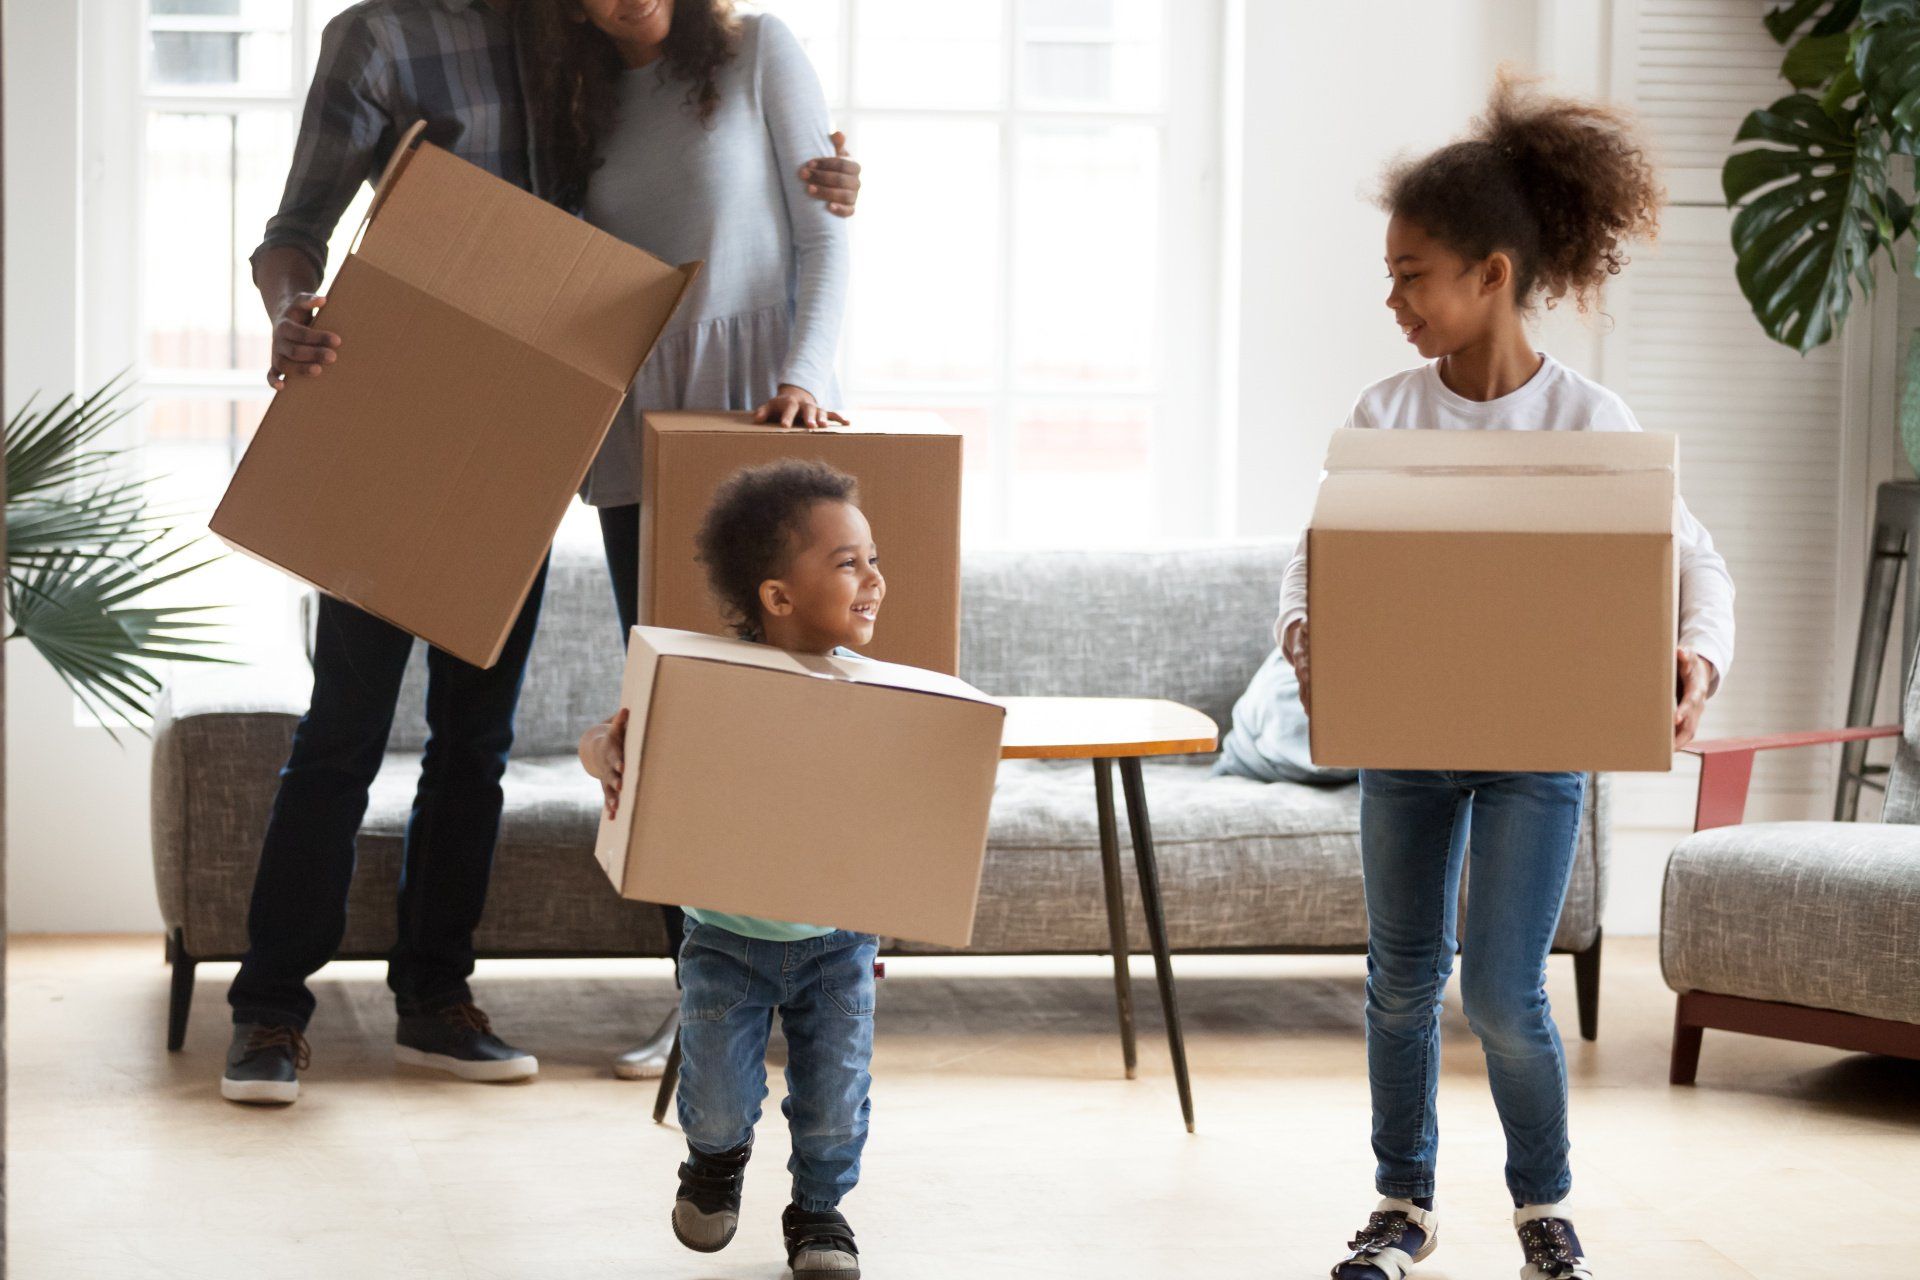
790, 1261, 861, 1279
671, 1206, 738, 1253
611, 1056, 668, 1080
221, 1076, 298, 1105
394, 1045, 538, 1082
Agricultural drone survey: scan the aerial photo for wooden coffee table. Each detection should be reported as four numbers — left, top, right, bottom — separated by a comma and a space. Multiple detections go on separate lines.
653, 695, 1219, 1133
999, 696, 1219, 1133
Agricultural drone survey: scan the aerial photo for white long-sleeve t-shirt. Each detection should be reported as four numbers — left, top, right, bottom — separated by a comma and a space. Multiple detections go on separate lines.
1275, 354, 1735, 687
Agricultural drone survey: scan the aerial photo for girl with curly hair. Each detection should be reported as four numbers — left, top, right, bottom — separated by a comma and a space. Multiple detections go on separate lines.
517, 0, 857, 1081
1276, 74, 1736, 1280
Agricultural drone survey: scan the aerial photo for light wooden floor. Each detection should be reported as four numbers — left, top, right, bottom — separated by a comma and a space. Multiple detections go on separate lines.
6, 935, 1915, 1279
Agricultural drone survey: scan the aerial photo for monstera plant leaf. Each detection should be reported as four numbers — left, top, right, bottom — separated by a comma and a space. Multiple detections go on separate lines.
1725, 94, 1903, 353
1858, 13, 1920, 148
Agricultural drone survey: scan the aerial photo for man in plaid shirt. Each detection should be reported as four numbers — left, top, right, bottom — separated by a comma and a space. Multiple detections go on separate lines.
222, 0, 862, 1106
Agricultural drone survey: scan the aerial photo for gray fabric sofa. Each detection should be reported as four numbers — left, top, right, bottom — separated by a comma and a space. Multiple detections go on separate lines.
1663, 651, 1920, 1082
151, 539, 1611, 1047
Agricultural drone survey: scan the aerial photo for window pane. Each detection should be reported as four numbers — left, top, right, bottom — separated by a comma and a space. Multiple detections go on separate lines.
145, 111, 293, 374
145, 396, 269, 462
848, 120, 1000, 389
1009, 402, 1154, 544
1012, 122, 1158, 389
854, 0, 1004, 109
1019, 0, 1162, 110
147, 1, 291, 93
138, 398, 303, 664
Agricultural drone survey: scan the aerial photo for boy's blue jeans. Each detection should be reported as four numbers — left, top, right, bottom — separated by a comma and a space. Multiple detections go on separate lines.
676, 922, 878, 1212
1358, 769, 1587, 1207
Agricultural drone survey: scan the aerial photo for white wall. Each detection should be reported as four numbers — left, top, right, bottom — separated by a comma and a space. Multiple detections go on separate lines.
5, 1, 165, 934
1229, 0, 1552, 542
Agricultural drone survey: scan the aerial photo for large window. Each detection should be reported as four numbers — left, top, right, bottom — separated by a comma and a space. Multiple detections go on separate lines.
760, 0, 1223, 544
124, 0, 365, 659
109, 0, 1223, 659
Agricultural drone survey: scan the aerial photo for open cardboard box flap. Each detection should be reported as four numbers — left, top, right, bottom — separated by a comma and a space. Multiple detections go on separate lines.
211, 121, 700, 668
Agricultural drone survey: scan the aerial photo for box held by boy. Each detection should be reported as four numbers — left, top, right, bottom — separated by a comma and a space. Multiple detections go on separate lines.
594, 626, 1006, 949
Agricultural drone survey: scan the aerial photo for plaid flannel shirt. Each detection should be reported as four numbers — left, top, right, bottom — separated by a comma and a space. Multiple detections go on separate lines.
252, 0, 539, 279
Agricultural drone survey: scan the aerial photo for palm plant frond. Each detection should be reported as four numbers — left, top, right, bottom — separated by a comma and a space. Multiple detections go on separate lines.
5, 375, 236, 739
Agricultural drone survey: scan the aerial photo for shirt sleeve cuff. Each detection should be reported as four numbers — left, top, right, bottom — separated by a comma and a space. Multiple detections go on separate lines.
1274, 605, 1306, 651
1681, 633, 1730, 696
250, 234, 328, 283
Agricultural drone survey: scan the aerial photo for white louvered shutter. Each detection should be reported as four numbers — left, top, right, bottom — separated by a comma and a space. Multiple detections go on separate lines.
1604, 0, 1861, 818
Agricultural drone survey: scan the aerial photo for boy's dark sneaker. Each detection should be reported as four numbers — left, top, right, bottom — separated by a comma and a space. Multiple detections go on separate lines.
1517, 1205, 1592, 1279
1332, 1198, 1437, 1279
221, 1022, 309, 1105
672, 1141, 751, 1252
394, 1002, 537, 1082
783, 1203, 860, 1279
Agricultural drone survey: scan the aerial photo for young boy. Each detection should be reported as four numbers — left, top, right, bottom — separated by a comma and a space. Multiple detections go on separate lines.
580, 460, 884, 1280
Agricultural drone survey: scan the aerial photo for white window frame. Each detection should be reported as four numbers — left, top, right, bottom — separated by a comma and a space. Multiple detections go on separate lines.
766, 0, 1229, 543
87, 2, 1229, 546
89, 1, 337, 432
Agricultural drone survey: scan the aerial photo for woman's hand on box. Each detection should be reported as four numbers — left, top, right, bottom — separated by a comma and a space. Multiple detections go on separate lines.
1673, 647, 1715, 751
1283, 619, 1311, 717
754, 384, 849, 430
579, 708, 630, 819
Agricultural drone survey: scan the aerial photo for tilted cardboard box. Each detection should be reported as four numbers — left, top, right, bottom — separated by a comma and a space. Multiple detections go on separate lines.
1306, 428, 1678, 773
212, 121, 699, 668
593, 627, 1005, 949
637, 411, 964, 673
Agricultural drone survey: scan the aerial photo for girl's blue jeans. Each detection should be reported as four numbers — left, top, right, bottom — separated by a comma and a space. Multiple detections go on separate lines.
676, 922, 878, 1212
1358, 768, 1587, 1207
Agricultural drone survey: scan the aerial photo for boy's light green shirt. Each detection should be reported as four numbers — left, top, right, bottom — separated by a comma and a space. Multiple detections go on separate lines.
680, 646, 860, 943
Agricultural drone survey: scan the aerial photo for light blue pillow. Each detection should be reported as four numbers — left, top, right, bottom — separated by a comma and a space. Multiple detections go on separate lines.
1212, 646, 1359, 786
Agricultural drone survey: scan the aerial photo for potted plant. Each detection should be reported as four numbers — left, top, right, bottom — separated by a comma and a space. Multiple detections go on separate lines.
6, 376, 229, 739
1724, 1, 1920, 463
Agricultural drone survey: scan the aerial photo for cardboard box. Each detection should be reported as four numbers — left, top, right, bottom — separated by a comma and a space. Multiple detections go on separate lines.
637, 411, 964, 673
1306, 428, 1677, 773
593, 627, 1006, 948
212, 121, 699, 668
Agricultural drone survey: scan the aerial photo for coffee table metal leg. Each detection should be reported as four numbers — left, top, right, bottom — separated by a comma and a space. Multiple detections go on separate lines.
1118, 756, 1195, 1132
653, 1028, 681, 1124
1093, 758, 1139, 1079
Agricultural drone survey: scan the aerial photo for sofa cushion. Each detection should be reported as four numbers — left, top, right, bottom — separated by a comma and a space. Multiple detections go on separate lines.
894, 758, 1605, 956
1662, 820, 1920, 1025
357, 753, 666, 956
956, 542, 1291, 732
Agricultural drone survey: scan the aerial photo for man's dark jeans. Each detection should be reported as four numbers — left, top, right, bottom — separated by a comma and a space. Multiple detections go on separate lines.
227, 558, 551, 1030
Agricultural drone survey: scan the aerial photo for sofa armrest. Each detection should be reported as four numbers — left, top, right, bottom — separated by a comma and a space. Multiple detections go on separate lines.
150, 659, 312, 945
1681, 725, 1901, 832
